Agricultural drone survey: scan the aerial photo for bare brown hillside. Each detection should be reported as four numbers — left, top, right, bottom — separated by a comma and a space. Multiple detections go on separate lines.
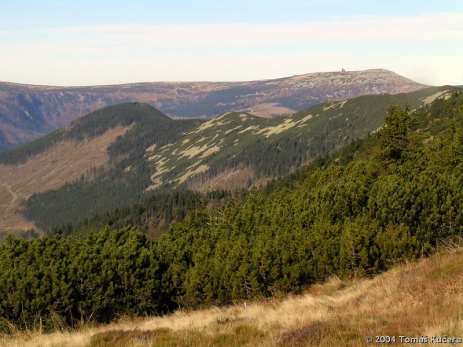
0, 126, 130, 233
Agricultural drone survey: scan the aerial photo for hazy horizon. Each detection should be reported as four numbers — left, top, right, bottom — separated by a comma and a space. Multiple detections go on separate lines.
1, 0, 462, 86
0, 68, 432, 88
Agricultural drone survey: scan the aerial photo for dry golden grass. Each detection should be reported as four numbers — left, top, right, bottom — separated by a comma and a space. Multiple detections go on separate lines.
2, 245, 463, 346
0, 126, 130, 233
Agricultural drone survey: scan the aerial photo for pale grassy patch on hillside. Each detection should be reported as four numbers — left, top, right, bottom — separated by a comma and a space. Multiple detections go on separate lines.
0, 126, 131, 233
177, 164, 209, 184
255, 114, 314, 137
146, 129, 227, 188
179, 142, 219, 159
3, 246, 463, 347
199, 145, 221, 159
256, 118, 297, 137
238, 125, 260, 134
145, 143, 157, 153
179, 144, 209, 159
323, 100, 347, 111
257, 118, 296, 137
196, 137, 208, 144
422, 90, 452, 105
150, 156, 169, 177
189, 116, 231, 134
296, 114, 314, 128
145, 179, 163, 192
224, 125, 243, 135
146, 156, 170, 191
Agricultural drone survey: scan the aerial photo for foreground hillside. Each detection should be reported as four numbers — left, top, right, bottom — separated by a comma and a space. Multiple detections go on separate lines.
0, 69, 424, 149
1, 92, 463, 335
0, 86, 453, 233
2, 245, 462, 347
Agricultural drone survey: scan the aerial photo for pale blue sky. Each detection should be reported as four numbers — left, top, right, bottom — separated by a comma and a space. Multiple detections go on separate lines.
1, 1, 462, 85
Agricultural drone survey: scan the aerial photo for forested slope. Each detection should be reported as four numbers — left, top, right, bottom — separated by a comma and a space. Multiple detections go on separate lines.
0, 103, 202, 233
19, 87, 454, 231
1, 92, 462, 331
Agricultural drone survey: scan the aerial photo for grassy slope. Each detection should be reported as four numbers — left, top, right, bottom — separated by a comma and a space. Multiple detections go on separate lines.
2, 245, 462, 347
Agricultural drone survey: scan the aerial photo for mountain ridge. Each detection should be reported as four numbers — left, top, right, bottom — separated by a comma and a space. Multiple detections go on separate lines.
0, 68, 415, 88
0, 69, 425, 150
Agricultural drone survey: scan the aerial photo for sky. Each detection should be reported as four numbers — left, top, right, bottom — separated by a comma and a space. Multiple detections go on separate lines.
0, 0, 462, 86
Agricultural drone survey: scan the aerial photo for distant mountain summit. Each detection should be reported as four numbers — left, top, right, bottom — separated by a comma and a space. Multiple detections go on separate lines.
0, 69, 425, 150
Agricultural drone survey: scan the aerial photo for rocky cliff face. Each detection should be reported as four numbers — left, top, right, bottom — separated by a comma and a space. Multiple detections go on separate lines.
0, 69, 425, 149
